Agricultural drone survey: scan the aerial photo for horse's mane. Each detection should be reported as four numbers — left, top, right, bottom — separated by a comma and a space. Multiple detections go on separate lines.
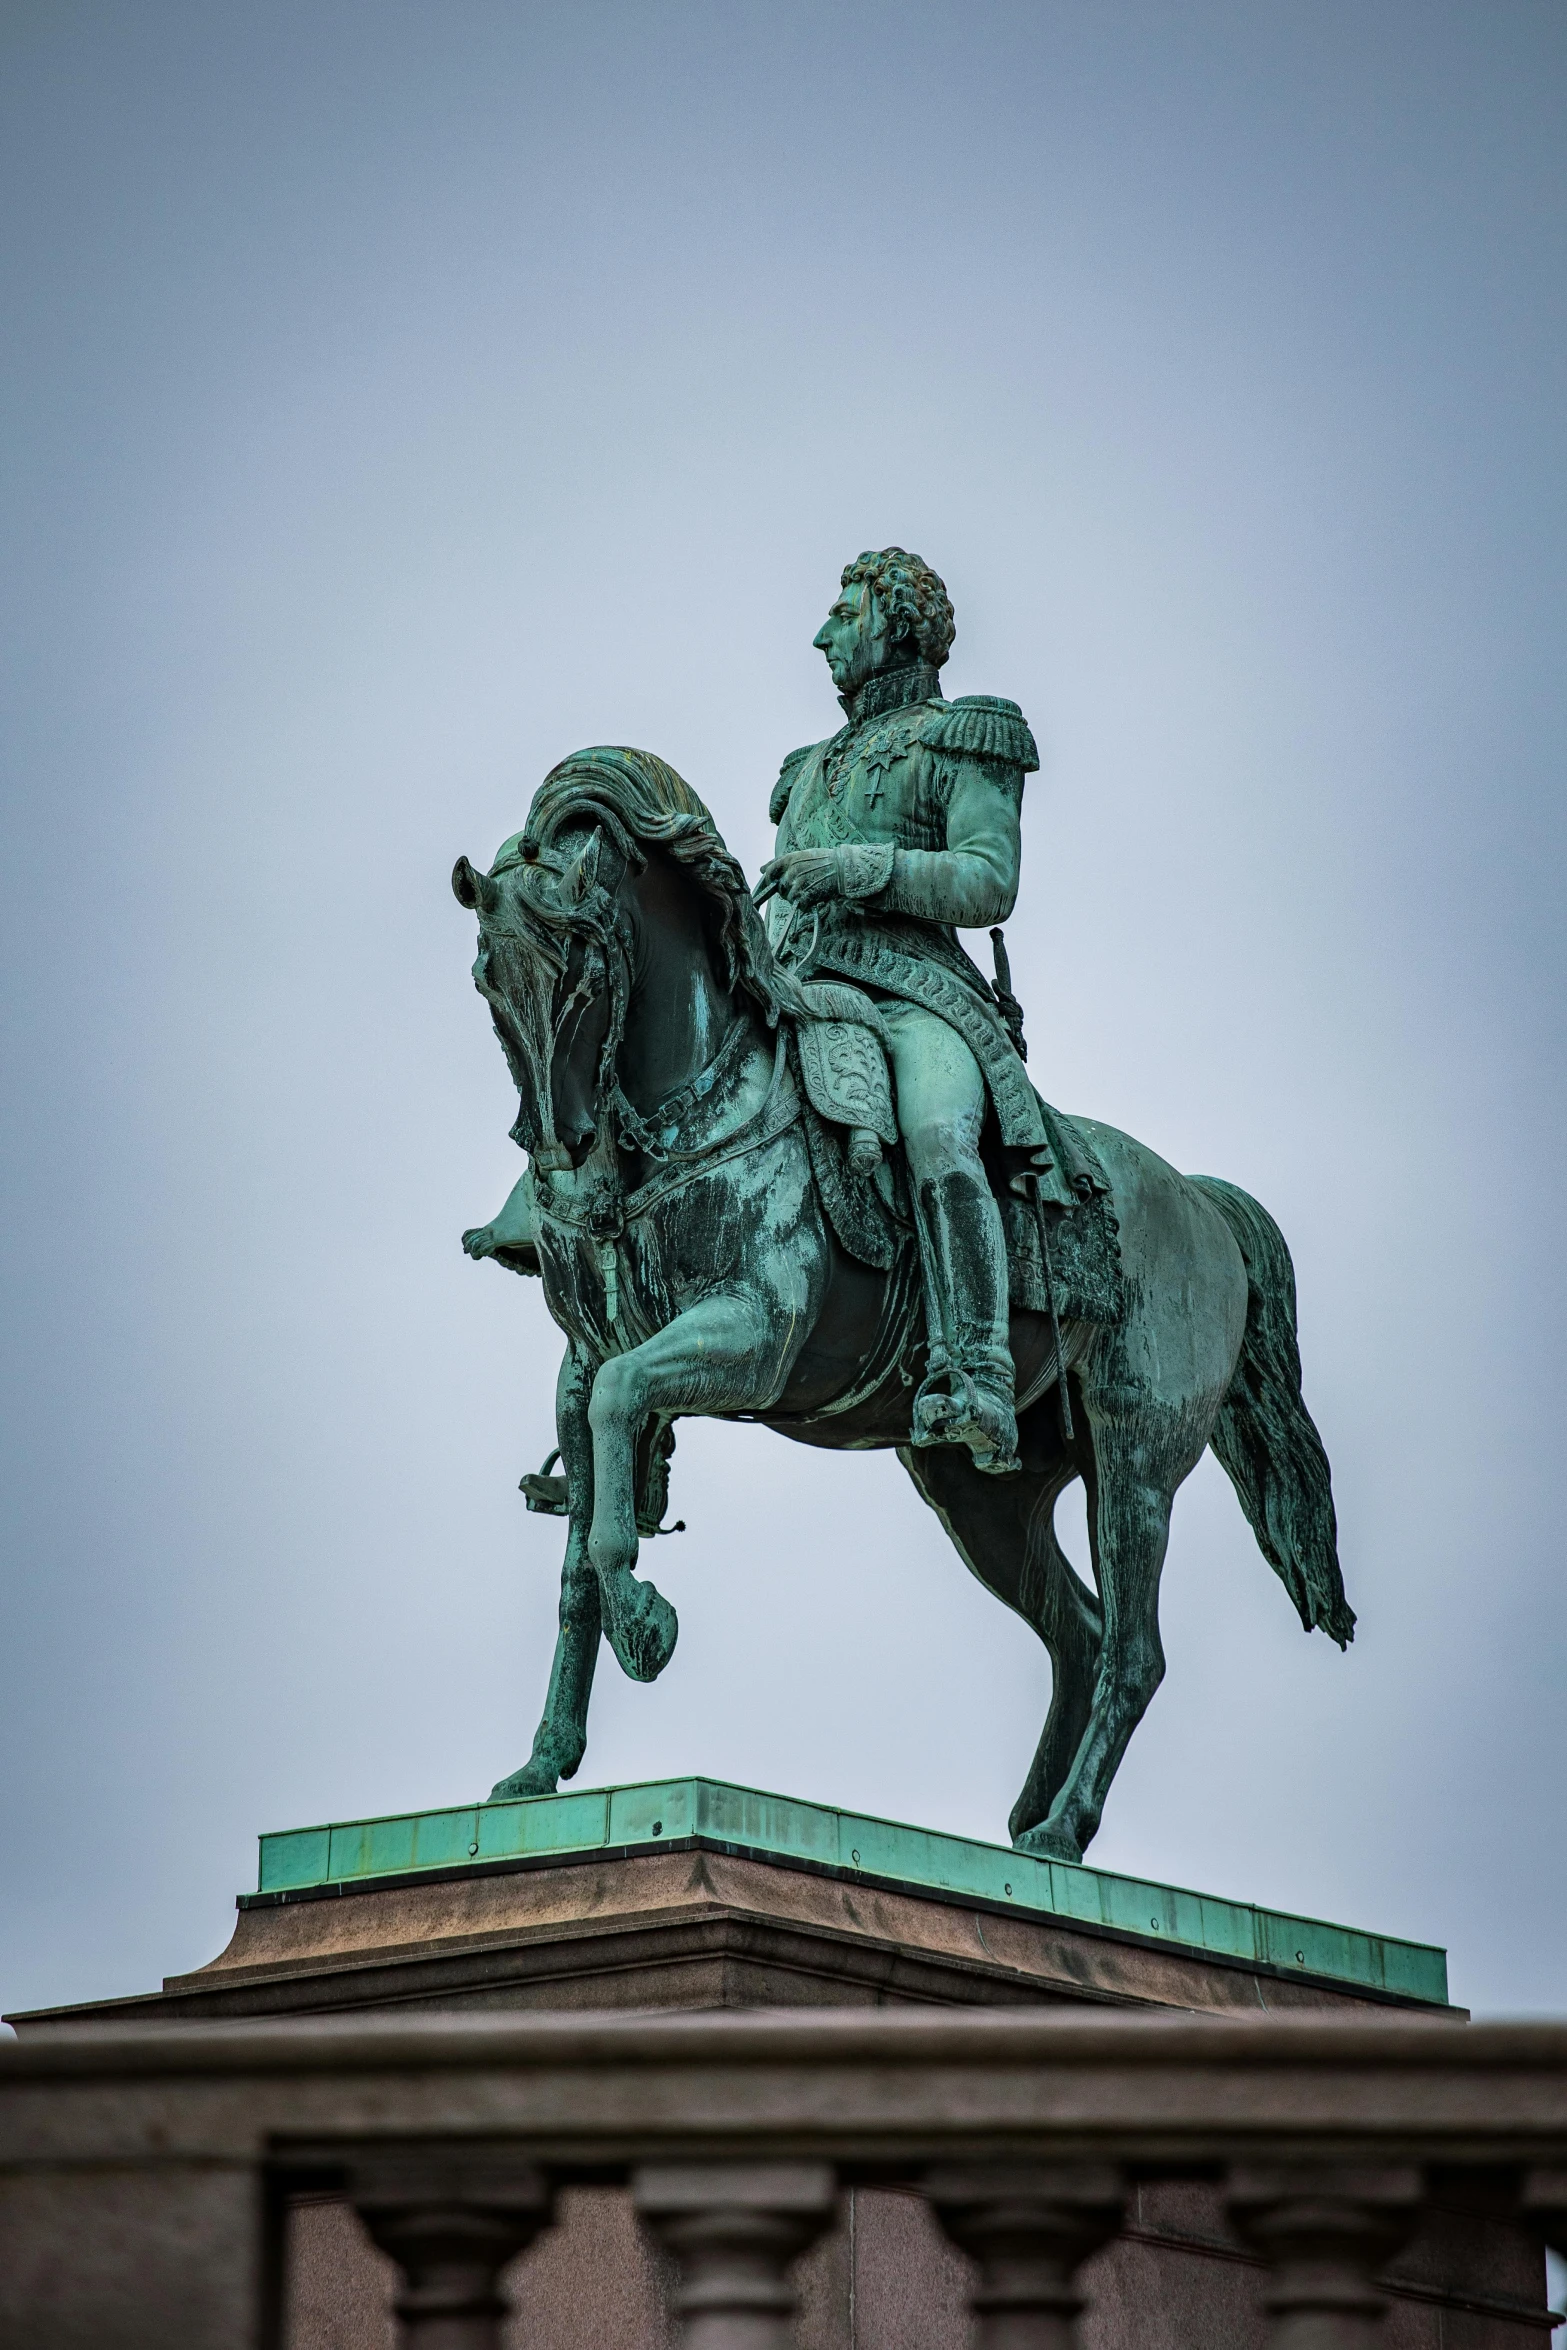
516, 746, 883, 1037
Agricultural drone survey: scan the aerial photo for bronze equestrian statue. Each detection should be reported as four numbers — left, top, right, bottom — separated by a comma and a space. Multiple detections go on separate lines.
458, 549, 1352, 1864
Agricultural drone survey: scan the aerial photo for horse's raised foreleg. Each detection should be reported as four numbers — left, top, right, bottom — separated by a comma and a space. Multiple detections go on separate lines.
491, 1346, 602, 1799
587, 1293, 781, 1683
900, 1389, 1104, 1841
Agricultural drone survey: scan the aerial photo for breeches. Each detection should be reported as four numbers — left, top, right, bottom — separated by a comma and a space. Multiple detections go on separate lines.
877, 999, 1012, 1395
878, 1001, 988, 1179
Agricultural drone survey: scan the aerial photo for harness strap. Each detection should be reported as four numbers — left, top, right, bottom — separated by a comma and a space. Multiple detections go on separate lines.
609, 1014, 754, 1162
536, 1030, 799, 1238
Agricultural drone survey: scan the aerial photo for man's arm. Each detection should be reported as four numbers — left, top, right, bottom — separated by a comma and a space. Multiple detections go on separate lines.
876, 758, 1021, 926
759, 696, 1034, 923
757, 759, 1022, 922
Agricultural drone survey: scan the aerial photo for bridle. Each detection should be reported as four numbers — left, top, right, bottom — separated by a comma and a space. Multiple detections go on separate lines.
477, 827, 800, 1224
475, 836, 633, 1177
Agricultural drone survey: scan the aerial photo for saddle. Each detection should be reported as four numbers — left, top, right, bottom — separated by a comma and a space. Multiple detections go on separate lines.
789, 1015, 1123, 1330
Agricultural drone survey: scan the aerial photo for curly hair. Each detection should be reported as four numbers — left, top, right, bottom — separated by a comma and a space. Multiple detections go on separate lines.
840, 546, 956, 669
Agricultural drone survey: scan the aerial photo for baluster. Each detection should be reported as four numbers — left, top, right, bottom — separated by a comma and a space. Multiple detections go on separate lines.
632, 2160, 838, 2350
924, 2162, 1127, 2350
1522, 2165, 1567, 2252
1521, 2166, 1567, 2328
343, 2145, 553, 2350
1226, 2165, 1423, 2350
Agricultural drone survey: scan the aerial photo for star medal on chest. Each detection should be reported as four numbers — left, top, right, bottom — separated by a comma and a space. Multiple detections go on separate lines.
830, 718, 902, 803
858, 724, 905, 805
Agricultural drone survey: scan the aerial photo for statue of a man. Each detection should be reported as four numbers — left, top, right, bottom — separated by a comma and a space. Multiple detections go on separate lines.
759, 547, 1055, 1478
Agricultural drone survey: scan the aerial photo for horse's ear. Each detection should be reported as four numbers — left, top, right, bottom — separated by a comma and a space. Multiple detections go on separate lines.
452, 855, 483, 910
563, 831, 601, 903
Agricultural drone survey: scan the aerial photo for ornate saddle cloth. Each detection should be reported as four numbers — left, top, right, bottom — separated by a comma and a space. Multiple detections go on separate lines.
789, 1018, 1123, 1330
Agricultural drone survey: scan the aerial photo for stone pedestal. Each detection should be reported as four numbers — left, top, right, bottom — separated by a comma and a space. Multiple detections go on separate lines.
10, 1778, 1548, 2347
17, 1842, 1453, 2026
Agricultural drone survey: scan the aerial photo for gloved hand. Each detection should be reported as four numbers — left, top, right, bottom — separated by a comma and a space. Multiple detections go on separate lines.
756, 842, 895, 910
756, 848, 846, 909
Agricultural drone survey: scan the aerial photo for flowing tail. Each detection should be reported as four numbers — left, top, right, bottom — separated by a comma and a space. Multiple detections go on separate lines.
1188, 1175, 1355, 1648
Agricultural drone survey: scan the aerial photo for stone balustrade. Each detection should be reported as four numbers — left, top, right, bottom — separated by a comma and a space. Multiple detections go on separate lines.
2, 2009, 1565, 2348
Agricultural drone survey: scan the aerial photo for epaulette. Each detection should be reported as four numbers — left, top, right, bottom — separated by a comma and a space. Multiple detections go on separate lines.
769, 741, 819, 826
924, 694, 1039, 773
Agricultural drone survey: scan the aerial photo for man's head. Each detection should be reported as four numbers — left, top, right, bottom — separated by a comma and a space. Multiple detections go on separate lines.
812, 547, 956, 697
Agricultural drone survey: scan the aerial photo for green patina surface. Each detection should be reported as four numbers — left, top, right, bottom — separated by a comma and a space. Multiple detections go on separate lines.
452, 549, 1355, 1870
253, 1777, 1448, 2006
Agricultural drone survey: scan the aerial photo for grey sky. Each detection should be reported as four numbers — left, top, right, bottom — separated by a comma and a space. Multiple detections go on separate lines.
1, 0, 1563, 2020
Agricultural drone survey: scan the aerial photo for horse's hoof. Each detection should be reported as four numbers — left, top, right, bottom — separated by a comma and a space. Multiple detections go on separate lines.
489, 1761, 559, 1800
1012, 1821, 1085, 1865
605, 1575, 679, 1683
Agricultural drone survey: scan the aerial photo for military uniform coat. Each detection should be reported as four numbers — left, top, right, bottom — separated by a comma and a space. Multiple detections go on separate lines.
767, 661, 1080, 1208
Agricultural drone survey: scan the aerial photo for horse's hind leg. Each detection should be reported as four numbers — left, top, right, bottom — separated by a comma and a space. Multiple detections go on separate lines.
491, 1346, 602, 1799
900, 1392, 1104, 1840
1006, 1126, 1251, 1862
1016, 1401, 1181, 1863
1008, 1409, 1106, 1842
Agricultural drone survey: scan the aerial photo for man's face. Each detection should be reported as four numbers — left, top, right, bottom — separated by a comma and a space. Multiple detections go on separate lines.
812, 576, 894, 695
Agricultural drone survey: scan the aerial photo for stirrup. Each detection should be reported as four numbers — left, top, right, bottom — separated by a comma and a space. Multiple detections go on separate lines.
911, 1371, 1020, 1476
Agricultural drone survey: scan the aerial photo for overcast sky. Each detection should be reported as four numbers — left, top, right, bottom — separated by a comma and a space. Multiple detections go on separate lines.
2, 1, 1563, 2022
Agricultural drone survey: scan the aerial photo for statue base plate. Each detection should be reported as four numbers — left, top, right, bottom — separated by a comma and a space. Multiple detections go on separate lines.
10, 1773, 1450, 2024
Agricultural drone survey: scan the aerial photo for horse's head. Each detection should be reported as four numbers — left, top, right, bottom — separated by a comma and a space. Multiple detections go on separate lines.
453, 822, 629, 1172
456, 742, 851, 1176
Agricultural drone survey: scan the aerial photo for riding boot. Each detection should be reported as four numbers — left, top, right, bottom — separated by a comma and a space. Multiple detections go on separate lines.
909, 1165, 1019, 1474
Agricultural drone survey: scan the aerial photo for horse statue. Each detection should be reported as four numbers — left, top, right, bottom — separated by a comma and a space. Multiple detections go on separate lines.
455, 744, 1352, 1863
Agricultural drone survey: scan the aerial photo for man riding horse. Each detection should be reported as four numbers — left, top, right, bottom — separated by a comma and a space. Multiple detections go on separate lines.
455, 552, 1350, 1854
759, 546, 1065, 1478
